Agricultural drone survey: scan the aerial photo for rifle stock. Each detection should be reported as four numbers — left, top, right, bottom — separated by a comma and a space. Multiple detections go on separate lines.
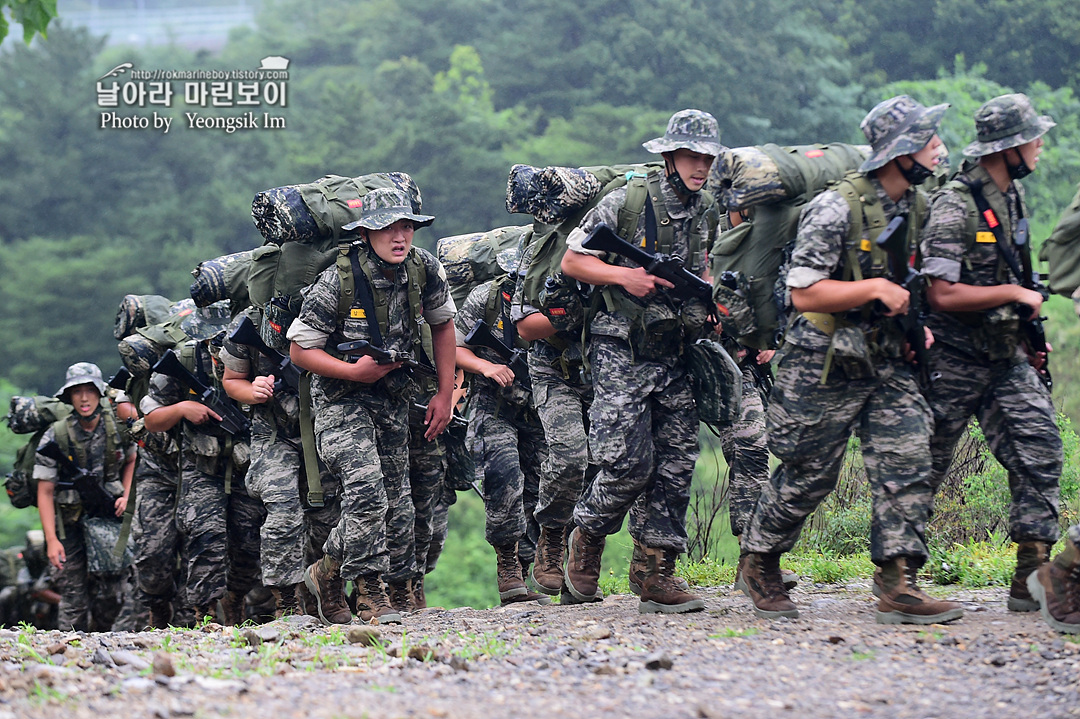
229, 315, 303, 391
336, 340, 437, 377
107, 367, 131, 392
463, 320, 532, 391
152, 351, 250, 435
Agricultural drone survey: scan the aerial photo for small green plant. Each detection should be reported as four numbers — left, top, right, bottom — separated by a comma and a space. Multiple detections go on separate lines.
709, 627, 759, 638
849, 649, 876, 661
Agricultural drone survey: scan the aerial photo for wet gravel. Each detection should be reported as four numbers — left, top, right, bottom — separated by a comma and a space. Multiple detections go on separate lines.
3, 580, 1078, 719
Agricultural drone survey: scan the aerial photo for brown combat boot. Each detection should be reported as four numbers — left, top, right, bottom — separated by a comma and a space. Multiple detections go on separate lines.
1026, 536, 1080, 634
530, 526, 567, 596
353, 574, 402, 625
270, 584, 298, 619
1008, 541, 1051, 612
411, 575, 427, 611
386, 578, 413, 614
564, 527, 605, 603
495, 543, 528, 603
146, 599, 173, 629
738, 552, 799, 619
628, 537, 692, 595
638, 546, 705, 614
220, 589, 246, 626
875, 557, 964, 625
304, 556, 353, 625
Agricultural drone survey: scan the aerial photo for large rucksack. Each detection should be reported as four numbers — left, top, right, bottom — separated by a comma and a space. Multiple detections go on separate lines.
4, 396, 72, 509
1040, 180, 1080, 299
709, 143, 869, 349
247, 172, 422, 349
437, 225, 532, 308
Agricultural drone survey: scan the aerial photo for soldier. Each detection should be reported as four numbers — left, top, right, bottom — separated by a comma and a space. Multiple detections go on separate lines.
560, 109, 721, 614
920, 93, 1061, 614
288, 187, 457, 625
141, 304, 265, 624
740, 96, 963, 625
1028, 524, 1080, 633
34, 362, 137, 631
456, 248, 548, 606
221, 306, 342, 618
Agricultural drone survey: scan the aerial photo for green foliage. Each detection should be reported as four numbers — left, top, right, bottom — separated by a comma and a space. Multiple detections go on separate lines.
927, 539, 1016, 587
1, 0, 56, 44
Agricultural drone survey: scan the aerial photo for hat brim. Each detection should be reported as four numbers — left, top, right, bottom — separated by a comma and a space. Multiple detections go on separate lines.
56, 376, 107, 400
342, 211, 435, 232
859, 102, 949, 172
642, 138, 725, 157
962, 115, 1056, 158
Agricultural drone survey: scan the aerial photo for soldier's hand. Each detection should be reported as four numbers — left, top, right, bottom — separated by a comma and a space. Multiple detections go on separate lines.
114, 494, 128, 517
181, 401, 222, 425
621, 267, 674, 298
757, 349, 776, 364
482, 361, 515, 388
250, 375, 275, 404
1026, 340, 1051, 371
1016, 286, 1045, 317
876, 279, 911, 316
347, 355, 401, 384
424, 392, 453, 441
47, 539, 65, 570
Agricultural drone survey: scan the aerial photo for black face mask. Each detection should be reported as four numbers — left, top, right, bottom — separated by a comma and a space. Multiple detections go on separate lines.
1007, 149, 1033, 180
898, 157, 935, 185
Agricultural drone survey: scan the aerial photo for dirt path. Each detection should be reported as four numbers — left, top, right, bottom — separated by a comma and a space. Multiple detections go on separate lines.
3, 580, 1078, 719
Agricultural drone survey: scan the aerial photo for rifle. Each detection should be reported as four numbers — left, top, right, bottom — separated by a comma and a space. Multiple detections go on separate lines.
228, 315, 302, 392
410, 402, 469, 430
995, 218, 1053, 390
746, 349, 775, 398
107, 367, 131, 392
151, 351, 250, 435
581, 223, 714, 307
875, 214, 939, 388
36, 441, 117, 519
336, 340, 437, 377
463, 320, 532, 391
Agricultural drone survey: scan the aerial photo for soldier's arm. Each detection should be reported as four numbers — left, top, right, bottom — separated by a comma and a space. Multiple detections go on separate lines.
288, 342, 398, 384
927, 279, 1044, 314
516, 313, 556, 342
792, 278, 910, 316
115, 449, 136, 517
424, 319, 457, 440
455, 346, 515, 387
36, 481, 64, 569
222, 366, 275, 405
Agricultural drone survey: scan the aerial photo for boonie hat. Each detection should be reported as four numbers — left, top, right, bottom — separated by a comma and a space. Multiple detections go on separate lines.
962, 93, 1056, 158
56, 362, 108, 400
341, 188, 435, 232
859, 95, 949, 172
642, 109, 724, 157
180, 300, 232, 341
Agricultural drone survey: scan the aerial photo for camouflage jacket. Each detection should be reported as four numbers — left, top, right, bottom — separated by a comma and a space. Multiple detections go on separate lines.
220, 308, 301, 440
456, 276, 532, 407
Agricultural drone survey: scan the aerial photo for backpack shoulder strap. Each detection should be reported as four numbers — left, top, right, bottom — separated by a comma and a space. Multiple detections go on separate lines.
835, 173, 888, 281
404, 249, 434, 366
616, 172, 650, 243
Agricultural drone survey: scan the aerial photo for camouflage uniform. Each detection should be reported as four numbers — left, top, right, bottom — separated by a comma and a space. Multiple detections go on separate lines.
141, 340, 264, 612
743, 96, 949, 565
130, 443, 182, 613
920, 94, 1061, 545
719, 360, 770, 537
34, 364, 137, 632
220, 309, 342, 590
287, 239, 455, 584
566, 175, 711, 553
407, 394, 448, 579
456, 276, 547, 561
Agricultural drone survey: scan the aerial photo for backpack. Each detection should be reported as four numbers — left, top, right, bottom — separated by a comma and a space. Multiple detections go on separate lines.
189, 250, 254, 313
247, 172, 422, 349
114, 294, 175, 341
709, 144, 869, 349
437, 225, 532, 308
4, 395, 72, 508
116, 298, 196, 408
1040, 180, 1080, 298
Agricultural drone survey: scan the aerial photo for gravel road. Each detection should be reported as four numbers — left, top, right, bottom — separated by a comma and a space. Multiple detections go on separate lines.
2, 579, 1078, 719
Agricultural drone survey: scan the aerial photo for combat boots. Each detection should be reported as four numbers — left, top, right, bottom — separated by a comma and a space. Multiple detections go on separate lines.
220, 589, 246, 626
1026, 536, 1080, 634
1008, 541, 1051, 612
628, 537, 690, 595
496, 543, 528, 603
270, 584, 298, 619
738, 552, 799, 619
146, 598, 173, 629
386, 578, 413, 614
304, 556, 353, 625
875, 557, 964, 625
638, 546, 705, 614
411, 575, 427, 611
564, 527, 605, 603
530, 526, 567, 596
353, 574, 402, 625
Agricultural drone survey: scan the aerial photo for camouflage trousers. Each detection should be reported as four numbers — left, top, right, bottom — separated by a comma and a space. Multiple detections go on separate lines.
425, 482, 455, 573
926, 342, 1061, 543
574, 336, 699, 553
315, 394, 414, 582
467, 390, 546, 561
743, 345, 935, 563
175, 455, 264, 608
247, 415, 341, 588
529, 354, 595, 530
53, 521, 128, 632
132, 466, 181, 603
408, 403, 447, 579
720, 364, 770, 537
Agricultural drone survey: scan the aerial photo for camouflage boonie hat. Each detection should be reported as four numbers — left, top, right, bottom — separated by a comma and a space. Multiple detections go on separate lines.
495, 246, 520, 275
962, 93, 1056, 158
56, 362, 108, 400
859, 95, 949, 172
180, 299, 231, 341
340, 187, 435, 232
642, 109, 724, 156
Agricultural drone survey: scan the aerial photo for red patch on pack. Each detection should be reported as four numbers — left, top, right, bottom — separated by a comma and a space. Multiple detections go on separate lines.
982, 209, 999, 229
502, 291, 512, 302
548, 307, 567, 316
715, 303, 731, 316
269, 320, 282, 332
804, 149, 825, 158
347, 199, 363, 209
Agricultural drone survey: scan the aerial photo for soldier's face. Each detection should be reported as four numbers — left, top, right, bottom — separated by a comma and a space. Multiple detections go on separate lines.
910, 134, 943, 169
670, 149, 715, 192
68, 384, 101, 418
1015, 136, 1044, 171
367, 219, 415, 264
